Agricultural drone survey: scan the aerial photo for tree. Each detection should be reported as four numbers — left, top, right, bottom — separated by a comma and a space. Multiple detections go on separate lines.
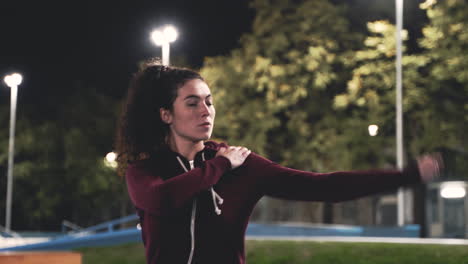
201, 0, 366, 223
334, 2, 467, 176
200, 0, 466, 225
417, 0, 468, 178
330, 0, 468, 228
202, 0, 362, 170
0, 82, 130, 231
333, 20, 432, 166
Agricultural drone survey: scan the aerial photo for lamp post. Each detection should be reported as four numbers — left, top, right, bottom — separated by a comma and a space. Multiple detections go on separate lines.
395, 0, 406, 226
3, 73, 22, 232
151, 25, 178, 66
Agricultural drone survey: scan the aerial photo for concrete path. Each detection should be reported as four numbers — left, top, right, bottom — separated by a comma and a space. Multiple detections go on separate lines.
248, 236, 468, 245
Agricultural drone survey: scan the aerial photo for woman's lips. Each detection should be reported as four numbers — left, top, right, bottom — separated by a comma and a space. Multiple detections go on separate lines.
199, 122, 211, 127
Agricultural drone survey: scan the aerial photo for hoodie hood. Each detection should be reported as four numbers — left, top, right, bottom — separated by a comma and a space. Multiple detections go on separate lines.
132, 141, 229, 180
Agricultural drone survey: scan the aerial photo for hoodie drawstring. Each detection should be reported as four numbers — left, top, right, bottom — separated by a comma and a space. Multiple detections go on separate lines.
206, 152, 224, 215
176, 156, 196, 264
210, 188, 223, 215
176, 152, 223, 264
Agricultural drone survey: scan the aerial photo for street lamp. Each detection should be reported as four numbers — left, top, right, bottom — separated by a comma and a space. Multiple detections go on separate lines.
3, 72, 22, 232
368, 124, 379, 136
395, 0, 406, 227
104, 151, 117, 169
151, 25, 178, 66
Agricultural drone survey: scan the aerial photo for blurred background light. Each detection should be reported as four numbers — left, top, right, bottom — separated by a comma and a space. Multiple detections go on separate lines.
440, 182, 466, 199
368, 124, 379, 136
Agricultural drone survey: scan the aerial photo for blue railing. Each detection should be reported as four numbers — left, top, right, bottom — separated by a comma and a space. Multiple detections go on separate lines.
0, 215, 420, 251
65, 214, 139, 234
0, 225, 22, 238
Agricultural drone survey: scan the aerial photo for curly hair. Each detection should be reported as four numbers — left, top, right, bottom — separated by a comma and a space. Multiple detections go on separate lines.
115, 61, 204, 176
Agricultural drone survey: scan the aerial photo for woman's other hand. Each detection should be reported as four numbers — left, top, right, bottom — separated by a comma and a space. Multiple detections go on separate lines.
417, 153, 444, 183
216, 146, 251, 169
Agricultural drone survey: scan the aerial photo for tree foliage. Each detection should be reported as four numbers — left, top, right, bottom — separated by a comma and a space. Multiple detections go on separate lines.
417, 0, 468, 177
201, 0, 467, 224
334, 0, 467, 176
202, 0, 364, 171
333, 20, 431, 165
0, 84, 130, 230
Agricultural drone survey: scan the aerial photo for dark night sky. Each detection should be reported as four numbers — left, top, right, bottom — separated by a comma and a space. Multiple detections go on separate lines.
0, 0, 255, 106
0, 0, 425, 109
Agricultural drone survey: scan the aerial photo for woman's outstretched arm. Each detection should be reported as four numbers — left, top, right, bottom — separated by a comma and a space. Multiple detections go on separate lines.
247, 153, 441, 202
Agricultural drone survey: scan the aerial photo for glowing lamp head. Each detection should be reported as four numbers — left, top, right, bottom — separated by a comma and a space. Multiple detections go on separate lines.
4, 73, 23, 87
151, 30, 165, 46
105, 152, 117, 163
104, 151, 118, 169
163, 25, 178, 43
151, 25, 178, 46
368, 124, 379, 136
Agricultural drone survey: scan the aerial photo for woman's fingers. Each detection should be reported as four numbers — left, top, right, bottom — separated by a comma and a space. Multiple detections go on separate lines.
241, 148, 251, 156
216, 145, 251, 169
216, 147, 227, 156
417, 153, 443, 183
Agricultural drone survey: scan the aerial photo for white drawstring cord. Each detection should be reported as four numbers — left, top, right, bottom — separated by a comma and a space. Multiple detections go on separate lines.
176, 156, 196, 264
213, 190, 224, 204
210, 188, 221, 215
204, 152, 224, 215
176, 156, 190, 173
177, 152, 223, 264
210, 188, 224, 215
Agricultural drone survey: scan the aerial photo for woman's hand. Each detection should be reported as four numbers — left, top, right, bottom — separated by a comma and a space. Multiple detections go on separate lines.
216, 146, 251, 169
417, 153, 443, 183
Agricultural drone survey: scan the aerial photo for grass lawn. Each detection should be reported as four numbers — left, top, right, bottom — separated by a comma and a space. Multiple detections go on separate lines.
78, 240, 468, 264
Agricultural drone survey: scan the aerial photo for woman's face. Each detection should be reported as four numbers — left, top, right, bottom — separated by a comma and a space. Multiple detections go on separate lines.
160, 79, 215, 144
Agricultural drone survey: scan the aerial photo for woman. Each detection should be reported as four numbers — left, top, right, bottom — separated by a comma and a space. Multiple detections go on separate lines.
116, 63, 441, 264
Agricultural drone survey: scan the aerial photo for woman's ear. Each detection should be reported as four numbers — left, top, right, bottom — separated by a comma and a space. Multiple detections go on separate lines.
160, 108, 172, 124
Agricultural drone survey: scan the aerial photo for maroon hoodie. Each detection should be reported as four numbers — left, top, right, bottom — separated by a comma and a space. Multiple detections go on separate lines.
126, 141, 420, 264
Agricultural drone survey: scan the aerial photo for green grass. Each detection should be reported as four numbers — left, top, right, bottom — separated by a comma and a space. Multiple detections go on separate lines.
78, 240, 468, 264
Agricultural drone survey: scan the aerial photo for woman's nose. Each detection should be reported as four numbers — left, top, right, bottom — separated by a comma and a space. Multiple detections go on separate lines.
200, 102, 210, 115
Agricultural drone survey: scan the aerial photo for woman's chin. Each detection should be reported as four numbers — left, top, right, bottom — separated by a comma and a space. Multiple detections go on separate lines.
201, 134, 212, 141
191, 134, 211, 142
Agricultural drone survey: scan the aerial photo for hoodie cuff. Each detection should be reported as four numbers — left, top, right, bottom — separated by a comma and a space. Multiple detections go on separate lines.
212, 155, 232, 170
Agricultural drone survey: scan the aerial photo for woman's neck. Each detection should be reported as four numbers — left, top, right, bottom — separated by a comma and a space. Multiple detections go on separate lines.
168, 136, 205, 161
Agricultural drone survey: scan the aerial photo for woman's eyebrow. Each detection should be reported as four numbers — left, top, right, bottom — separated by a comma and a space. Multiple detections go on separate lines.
183, 95, 200, 101
183, 94, 211, 100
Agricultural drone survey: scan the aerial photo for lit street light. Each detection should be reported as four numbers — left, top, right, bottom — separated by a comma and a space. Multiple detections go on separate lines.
368, 124, 379, 136
151, 25, 178, 66
104, 151, 117, 169
3, 72, 22, 232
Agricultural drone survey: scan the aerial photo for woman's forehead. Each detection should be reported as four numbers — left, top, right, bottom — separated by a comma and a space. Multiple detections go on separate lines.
178, 79, 211, 97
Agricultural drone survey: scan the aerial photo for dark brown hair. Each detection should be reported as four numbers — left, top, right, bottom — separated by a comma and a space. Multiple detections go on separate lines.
115, 61, 204, 176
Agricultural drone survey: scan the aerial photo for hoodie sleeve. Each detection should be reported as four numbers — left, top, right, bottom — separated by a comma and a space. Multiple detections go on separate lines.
126, 156, 231, 215
248, 154, 421, 202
